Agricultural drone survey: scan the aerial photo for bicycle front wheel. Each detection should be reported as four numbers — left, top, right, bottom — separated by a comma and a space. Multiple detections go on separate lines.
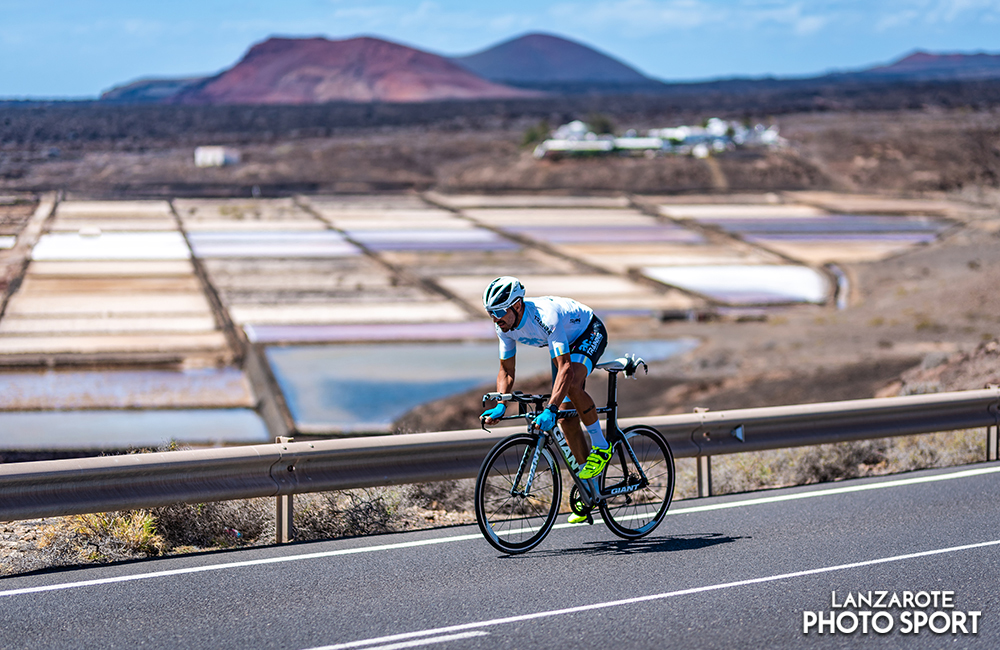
598, 425, 674, 539
475, 434, 561, 554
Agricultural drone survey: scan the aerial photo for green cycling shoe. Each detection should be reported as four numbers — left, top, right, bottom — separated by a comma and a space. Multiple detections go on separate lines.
578, 444, 613, 479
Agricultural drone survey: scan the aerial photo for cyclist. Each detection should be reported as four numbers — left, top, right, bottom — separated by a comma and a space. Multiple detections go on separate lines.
479, 276, 612, 487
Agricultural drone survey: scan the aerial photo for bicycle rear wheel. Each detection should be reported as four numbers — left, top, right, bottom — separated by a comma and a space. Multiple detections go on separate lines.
598, 425, 674, 539
475, 434, 561, 554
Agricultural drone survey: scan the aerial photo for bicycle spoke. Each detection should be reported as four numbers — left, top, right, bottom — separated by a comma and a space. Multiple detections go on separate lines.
475, 435, 561, 554
598, 426, 674, 539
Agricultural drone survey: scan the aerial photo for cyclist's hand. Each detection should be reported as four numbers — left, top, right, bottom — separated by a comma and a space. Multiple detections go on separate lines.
480, 403, 506, 424
533, 407, 558, 431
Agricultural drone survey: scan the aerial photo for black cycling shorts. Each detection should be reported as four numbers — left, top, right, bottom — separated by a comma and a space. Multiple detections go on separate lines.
550, 315, 608, 383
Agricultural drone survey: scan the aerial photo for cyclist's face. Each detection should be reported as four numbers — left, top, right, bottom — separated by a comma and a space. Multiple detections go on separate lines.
491, 301, 519, 331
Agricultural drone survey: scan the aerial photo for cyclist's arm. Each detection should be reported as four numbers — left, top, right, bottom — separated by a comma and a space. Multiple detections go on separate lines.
497, 355, 516, 393
483, 356, 516, 425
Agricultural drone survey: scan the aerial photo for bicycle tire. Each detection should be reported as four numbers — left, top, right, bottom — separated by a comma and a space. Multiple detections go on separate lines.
598, 425, 675, 539
475, 433, 562, 554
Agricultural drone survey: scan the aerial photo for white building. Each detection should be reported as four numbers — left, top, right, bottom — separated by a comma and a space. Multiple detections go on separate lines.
194, 146, 241, 168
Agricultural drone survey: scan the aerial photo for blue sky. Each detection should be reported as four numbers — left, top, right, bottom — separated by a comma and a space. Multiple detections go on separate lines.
2, 1, 998, 98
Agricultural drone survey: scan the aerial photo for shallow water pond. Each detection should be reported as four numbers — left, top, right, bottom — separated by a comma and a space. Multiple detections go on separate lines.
266, 338, 697, 433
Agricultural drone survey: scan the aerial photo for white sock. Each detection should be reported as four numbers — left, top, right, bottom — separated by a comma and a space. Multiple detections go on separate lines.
585, 420, 607, 449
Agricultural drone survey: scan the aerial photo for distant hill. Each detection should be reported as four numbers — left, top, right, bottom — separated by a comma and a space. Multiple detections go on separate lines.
164, 36, 538, 105
450, 32, 663, 93
860, 51, 1000, 81
96, 34, 1000, 105
100, 77, 205, 103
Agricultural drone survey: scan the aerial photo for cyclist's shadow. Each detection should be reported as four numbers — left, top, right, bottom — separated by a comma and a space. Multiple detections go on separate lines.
512, 533, 747, 559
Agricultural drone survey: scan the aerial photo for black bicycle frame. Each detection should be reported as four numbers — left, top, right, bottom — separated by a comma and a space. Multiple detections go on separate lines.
503, 368, 651, 510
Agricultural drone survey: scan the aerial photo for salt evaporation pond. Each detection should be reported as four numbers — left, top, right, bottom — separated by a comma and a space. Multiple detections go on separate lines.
643, 265, 829, 305
266, 338, 698, 433
0, 367, 253, 410
0, 409, 270, 450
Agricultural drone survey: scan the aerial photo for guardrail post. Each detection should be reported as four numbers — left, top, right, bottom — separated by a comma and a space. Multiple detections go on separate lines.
276, 494, 293, 544
697, 456, 712, 497
988, 426, 999, 462
275, 436, 295, 544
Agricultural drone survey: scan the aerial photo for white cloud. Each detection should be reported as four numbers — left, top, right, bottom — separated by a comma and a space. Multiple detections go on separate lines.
793, 15, 827, 35
120, 18, 166, 37
875, 8, 922, 32
925, 0, 1000, 22
326, 2, 533, 35
549, 0, 721, 33
875, 0, 1000, 31
546, 0, 835, 37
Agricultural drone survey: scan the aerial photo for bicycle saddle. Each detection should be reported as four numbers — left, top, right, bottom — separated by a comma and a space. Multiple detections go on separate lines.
596, 354, 647, 377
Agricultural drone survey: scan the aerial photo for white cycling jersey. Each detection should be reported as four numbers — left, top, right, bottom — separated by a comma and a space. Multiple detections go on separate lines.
496, 296, 594, 360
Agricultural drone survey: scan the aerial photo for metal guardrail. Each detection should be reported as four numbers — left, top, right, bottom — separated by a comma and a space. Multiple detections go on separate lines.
1, 387, 998, 541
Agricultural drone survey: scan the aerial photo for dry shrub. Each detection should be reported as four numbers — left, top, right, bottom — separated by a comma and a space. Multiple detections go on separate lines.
714, 448, 799, 493
4, 520, 94, 575
794, 440, 890, 484
71, 511, 167, 560
293, 488, 402, 541
883, 429, 985, 471
4, 511, 167, 575
698, 429, 989, 497
405, 479, 475, 512
674, 458, 698, 500
152, 499, 272, 549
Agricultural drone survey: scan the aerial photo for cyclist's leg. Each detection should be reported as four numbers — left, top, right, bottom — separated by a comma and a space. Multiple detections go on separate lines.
565, 366, 598, 428
565, 315, 607, 427
550, 359, 588, 465
557, 413, 589, 466
566, 317, 612, 478
550, 357, 596, 464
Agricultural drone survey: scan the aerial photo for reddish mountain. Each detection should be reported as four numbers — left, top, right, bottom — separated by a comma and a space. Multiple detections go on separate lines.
863, 50, 1000, 80
171, 36, 539, 104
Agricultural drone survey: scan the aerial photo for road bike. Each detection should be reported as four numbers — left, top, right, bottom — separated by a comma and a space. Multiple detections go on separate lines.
474, 355, 675, 554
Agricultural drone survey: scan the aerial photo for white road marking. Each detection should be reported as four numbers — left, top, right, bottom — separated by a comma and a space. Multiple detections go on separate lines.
302, 538, 1000, 650
666, 464, 1000, 515
0, 533, 482, 598
563, 464, 1000, 527
2, 464, 998, 599
334, 631, 487, 650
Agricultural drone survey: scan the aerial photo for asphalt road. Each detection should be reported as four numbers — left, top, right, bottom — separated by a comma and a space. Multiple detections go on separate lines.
2, 463, 999, 649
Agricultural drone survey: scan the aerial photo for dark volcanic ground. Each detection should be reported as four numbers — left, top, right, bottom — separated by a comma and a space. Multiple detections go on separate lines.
1, 87, 999, 198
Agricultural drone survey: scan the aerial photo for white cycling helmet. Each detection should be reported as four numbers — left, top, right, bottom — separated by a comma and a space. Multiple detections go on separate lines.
482, 276, 525, 317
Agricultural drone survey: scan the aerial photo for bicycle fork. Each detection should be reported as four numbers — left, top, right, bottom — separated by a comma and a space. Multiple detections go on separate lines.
510, 434, 547, 498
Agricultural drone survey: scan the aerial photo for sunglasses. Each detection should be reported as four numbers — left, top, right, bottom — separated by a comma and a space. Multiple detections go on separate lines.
488, 306, 509, 319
